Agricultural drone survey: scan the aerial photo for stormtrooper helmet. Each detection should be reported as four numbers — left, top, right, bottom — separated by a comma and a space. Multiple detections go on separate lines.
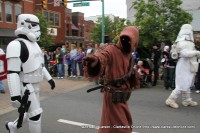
15, 14, 41, 42
175, 24, 194, 43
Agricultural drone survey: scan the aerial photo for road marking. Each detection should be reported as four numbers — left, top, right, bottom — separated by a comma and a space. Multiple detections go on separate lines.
57, 119, 139, 133
57, 119, 98, 129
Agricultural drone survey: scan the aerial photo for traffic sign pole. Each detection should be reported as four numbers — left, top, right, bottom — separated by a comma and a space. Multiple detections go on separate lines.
101, 0, 104, 44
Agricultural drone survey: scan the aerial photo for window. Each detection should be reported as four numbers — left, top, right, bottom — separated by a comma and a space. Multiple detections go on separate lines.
0, 2, 2, 21
15, 4, 21, 23
43, 11, 60, 27
5, 3, 12, 23
49, 12, 54, 25
55, 14, 59, 26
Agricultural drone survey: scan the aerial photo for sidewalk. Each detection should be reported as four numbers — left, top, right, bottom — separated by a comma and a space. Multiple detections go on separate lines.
0, 77, 92, 115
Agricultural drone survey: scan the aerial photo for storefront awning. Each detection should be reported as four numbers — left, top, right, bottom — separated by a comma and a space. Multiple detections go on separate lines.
71, 24, 79, 30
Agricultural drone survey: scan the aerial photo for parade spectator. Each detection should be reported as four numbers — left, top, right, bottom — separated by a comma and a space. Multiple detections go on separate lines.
95, 43, 108, 53
70, 44, 78, 77
132, 51, 140, 65
0, 80, 5, 94
56, 47, 65, 79
0, 48, 5, 93
195, 45, 200, 93
74, 48, 85, 77
165, 24, 199, 109
136, 60, 147, 76
167, 46, 177, 90
151, 43, 161, 86
48, 51, 54, 61
41, 47, 49, 72
66, 52, 72, 77
61, 44, 66, 53
86, 43, 94, 55
161, 45, 170, 89
94, 43, 99, 53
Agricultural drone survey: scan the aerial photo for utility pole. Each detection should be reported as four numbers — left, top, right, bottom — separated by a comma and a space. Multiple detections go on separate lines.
101, 0, 104, 44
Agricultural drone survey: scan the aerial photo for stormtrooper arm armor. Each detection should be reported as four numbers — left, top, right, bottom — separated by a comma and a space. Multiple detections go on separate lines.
43, 67, 55, 90
179, 49, 200, 58
42, 67, 52, 81
6, 41, 22, 108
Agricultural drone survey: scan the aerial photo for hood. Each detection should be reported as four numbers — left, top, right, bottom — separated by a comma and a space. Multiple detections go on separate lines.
175, 24, 194, 43
117, 26, 139, 53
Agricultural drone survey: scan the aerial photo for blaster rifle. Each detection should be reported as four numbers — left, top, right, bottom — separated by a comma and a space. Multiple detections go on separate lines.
87, 84, 104, 93
17, 89, 31, 129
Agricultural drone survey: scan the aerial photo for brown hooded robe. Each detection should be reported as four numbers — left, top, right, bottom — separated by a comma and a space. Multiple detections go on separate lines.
84, 26, 139, 133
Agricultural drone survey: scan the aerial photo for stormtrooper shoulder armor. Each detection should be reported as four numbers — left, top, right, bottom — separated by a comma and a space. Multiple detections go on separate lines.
6, 40, 21, 59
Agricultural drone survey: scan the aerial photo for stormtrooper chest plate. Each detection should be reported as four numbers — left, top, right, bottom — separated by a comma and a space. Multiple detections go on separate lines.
20, 40, 44, 73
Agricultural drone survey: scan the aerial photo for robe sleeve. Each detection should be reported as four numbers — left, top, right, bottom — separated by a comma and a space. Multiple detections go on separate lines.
84, 46, 112, 81
179, 49, 198, 58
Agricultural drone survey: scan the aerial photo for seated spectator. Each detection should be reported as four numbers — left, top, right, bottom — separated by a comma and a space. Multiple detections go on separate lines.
136, 60, 149, 76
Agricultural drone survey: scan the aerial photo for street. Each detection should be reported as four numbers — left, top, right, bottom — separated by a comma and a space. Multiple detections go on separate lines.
0, 79, 200, 133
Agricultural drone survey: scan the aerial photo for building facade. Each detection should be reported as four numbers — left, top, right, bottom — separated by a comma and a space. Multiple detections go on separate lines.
0, 0, 95, 51
0, 0, 35, 50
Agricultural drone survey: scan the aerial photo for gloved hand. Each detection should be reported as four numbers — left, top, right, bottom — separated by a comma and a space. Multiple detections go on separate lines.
48, 79, 55, 90
83, 56, 99, 68
11, 96, 21, 108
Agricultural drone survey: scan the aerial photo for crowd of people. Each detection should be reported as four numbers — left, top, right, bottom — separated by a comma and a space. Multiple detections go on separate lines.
41, 43, 102, 79
133, 41, 200, 95
41, 38, 200, 96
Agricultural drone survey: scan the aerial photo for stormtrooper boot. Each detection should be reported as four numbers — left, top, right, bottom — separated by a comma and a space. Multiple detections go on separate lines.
165, 91, 179, 109
5, 121, 17, 133
182, 92, 198, 106
5, 113, 28, 133
28, 118, 41, 133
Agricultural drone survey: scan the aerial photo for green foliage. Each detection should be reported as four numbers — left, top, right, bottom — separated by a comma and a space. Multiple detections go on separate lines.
90, 16, 115, 44
90, 17, 133, 44
35, 11, 55, 49
131, 0, 192, 47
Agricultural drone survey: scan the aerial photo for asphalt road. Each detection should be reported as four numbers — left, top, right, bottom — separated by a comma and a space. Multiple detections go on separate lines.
0, 82, 200, 133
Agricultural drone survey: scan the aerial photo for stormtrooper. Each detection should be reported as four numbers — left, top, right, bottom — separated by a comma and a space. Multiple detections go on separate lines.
5, 14, 55, 133
165, 24, 199, 109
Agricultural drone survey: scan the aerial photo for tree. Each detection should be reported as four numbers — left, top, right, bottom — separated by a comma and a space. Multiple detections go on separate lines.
112, 18, 133, 43
90, 16, 115, 44
35, 11, 54, 49
91, 17, 114, 44
131, 0, 192, 47
90, 17, 133, 44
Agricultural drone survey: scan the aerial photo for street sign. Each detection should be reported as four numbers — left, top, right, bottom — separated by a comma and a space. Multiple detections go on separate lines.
54, 0, 61, 6
73, 2, 90, 7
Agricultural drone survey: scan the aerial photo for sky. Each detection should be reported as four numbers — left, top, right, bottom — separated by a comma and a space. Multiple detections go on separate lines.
67, 0, 127, 18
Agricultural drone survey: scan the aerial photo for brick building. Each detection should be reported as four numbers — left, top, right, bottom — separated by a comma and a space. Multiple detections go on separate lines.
0, 0, 95, 50
0, 0, 35, 50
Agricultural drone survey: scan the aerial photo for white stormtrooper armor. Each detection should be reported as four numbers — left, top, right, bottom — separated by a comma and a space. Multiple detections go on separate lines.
5, 14, 55, 133
165, 24, 199, 109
